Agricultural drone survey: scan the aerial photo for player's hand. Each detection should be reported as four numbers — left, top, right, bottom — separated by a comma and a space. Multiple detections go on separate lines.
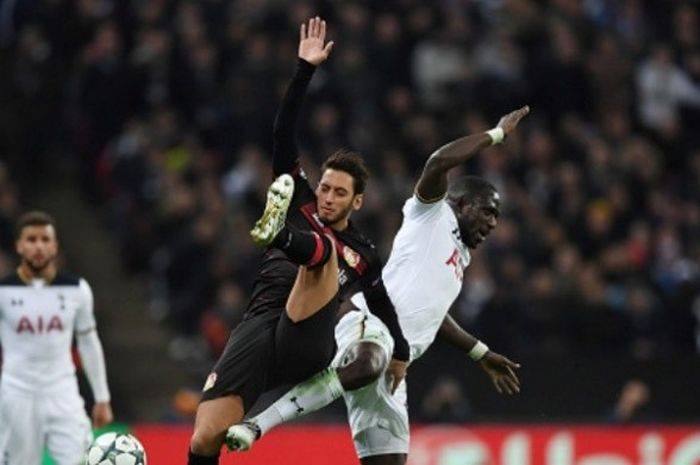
496, 106, 530, 137
298, 16, 334, 66
387, 359, 408, 395
92, 402, 114, 428
478, 351, 521, 395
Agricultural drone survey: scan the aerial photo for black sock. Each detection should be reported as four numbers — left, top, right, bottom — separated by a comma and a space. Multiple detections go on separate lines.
272, 224, 333, 268
188, 449, 219, 465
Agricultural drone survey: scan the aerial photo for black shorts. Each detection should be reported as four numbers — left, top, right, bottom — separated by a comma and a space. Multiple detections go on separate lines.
201, 296, 339, 411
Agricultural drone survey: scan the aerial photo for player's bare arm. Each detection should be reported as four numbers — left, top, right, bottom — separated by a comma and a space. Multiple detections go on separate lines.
298, 16, 334, 65
415, 106, 530, 202
438, 314, 521, 395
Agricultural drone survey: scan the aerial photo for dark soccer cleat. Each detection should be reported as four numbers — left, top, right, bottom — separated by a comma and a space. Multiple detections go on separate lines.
250, 174, 294, 246
226, 420, 262, 452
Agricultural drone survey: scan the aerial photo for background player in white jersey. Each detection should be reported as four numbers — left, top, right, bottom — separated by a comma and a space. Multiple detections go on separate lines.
0, 211, 112, 465
227, 107, 530, 463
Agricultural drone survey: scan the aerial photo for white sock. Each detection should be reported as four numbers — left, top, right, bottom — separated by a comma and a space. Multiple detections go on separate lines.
254, 367, 344, 436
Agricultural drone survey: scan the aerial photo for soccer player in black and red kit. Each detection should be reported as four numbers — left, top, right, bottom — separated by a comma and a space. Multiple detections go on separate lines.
187, 17, 409, 465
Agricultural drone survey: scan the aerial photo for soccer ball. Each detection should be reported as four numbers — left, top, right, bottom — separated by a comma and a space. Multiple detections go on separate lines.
86, 432, 147, 465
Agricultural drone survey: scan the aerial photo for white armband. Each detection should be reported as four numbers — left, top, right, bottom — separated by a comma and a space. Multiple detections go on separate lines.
486, 127, 505, 145
468, 340, 490, 361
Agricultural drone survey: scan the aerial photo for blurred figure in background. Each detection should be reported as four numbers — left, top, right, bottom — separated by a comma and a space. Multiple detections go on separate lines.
0, 211, 112, 465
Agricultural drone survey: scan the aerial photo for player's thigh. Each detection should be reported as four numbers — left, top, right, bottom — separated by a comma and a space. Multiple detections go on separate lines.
0, 392, 44, 465
285, 242, 338, 321
274, 296, 339, 384
44, 393, 91, 465
201, 313, 277, 411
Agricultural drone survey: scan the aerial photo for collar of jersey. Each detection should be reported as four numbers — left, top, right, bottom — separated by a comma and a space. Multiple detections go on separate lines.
17, 266, 57, 286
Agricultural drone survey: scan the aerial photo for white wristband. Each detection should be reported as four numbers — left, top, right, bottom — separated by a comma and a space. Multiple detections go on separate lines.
486, 127, 505, 145
468, 340, 489, 361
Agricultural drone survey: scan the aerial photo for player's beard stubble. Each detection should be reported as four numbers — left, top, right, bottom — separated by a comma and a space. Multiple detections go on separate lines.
319, 202, 354, 227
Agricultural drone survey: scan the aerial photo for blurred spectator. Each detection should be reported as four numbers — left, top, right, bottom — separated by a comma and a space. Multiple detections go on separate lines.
608, 379, 657, 423
636, 43, 700, 137
419, 376, 472, 424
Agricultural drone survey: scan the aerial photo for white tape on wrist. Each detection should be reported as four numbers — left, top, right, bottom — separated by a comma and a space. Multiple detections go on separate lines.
468, 340, 489, 361
486, 127, 505, 145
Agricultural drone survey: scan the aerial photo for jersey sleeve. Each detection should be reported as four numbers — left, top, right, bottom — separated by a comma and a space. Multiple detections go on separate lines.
75, 279, 97, 333
403, 195, 447, 223
359, 252, 410, 361
272, 59, 316, 176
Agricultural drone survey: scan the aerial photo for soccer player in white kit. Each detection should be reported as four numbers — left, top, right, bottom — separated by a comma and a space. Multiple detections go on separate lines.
227, 106, 529, 464
0, 211, 112, 465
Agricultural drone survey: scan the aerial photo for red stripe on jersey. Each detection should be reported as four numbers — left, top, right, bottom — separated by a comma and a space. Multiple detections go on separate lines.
306, 233, 326, 267
299, 202, 367, 275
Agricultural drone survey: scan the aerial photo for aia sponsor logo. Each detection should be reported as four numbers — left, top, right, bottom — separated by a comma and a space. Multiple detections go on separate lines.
445, 248, 465, 282
16, 315, 64, 334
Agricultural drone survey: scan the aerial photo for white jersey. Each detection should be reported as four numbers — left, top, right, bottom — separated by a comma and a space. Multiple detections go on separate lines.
0, 272, 96, 394
353, 196, 470, 361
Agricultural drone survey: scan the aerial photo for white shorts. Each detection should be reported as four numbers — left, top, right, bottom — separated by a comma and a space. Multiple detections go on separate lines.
332, 311, 410, 458
0, 385, 92, 465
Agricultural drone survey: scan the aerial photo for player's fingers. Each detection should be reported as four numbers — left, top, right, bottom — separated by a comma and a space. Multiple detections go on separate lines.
501, 377, 517, 395
506, 366, 520, 386
323, 41, 334, 56
504, 357, 521, 369
300, 23, 306, 40
320, 19, 327, 41
492, 378, 503, 394
504, 357, 520, 368
506, 376, 520, 394
312, 16, 320, 36
499, 375, 515, 394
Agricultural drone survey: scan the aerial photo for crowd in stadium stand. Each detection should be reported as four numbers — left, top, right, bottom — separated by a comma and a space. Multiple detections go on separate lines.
1, 0, 700, 374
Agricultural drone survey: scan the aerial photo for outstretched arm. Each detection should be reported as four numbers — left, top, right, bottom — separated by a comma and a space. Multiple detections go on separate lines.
273, 17, 335, 176
414, 106, 530, 202
439, 313, 521, 395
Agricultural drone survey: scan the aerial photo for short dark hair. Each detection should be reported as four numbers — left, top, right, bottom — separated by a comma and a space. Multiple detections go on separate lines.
447, 176, 497, 204
16, 211, 57, 239
321, 149, 369, 195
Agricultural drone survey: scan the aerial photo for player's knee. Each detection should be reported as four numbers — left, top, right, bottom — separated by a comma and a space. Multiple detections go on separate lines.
190, 424, 223, 456
307, 234, 334, 269
339, 344, 386, 390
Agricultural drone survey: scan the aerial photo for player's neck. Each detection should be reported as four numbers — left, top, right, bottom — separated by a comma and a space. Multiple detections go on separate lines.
328, 218, 348, 231
17, 263, 57, 284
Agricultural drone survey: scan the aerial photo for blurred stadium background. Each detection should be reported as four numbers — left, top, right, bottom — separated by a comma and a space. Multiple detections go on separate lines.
1, 0, 699, 463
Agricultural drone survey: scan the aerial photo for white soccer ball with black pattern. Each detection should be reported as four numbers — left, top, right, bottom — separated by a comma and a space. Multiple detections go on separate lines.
86, 432, 147, 465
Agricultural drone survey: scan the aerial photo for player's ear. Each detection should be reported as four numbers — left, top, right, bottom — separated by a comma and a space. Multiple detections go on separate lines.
352, 193, 363, 211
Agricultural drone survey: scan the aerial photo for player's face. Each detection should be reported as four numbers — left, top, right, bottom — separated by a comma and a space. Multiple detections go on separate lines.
315, 169, 363, 228
16, 225, 58, 272
456, 191, 500, 249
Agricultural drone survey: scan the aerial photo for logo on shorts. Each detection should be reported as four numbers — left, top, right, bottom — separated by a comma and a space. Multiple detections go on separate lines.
343, 246, 360, 268
203, 372, 217, 392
